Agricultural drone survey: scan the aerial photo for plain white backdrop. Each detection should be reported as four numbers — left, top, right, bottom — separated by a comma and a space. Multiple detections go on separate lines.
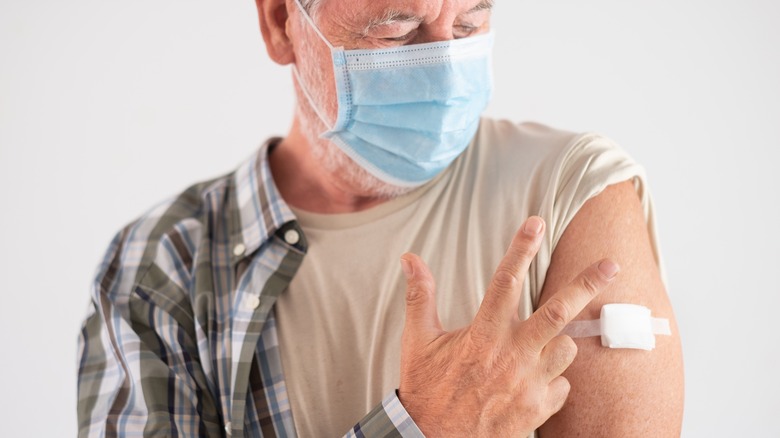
1, 0, 778, 435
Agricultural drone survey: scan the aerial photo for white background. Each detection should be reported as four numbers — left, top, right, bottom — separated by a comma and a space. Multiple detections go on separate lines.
1, 0, 778, 435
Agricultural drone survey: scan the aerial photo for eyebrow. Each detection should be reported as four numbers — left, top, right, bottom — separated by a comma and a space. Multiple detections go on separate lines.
468, 0, 495, 13
362, 0, 494, 34
363, 10, 424, 35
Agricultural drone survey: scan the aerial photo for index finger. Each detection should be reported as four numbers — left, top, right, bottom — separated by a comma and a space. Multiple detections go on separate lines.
517, 259, 619, 352
473, 216, 545, 334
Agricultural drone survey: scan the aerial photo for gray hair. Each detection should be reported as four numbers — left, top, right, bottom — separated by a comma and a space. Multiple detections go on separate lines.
299, 0, 321, 15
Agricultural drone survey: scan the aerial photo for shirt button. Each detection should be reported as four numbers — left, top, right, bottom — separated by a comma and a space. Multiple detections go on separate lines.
233, 243, 246, 257
224, 421, 232, 436
284, 229, 300, 245
246, 295, 261, 310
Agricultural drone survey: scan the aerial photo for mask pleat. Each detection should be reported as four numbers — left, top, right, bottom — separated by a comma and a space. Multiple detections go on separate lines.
350, 93, 491, 133
347, 60, 491, 106
329, 118, 480, 163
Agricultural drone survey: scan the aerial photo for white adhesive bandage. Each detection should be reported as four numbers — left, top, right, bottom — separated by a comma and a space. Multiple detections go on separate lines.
562, 304, 671, 350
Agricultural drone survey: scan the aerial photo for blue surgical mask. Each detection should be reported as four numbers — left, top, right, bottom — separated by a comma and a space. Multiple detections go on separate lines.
292, 0, 494, 187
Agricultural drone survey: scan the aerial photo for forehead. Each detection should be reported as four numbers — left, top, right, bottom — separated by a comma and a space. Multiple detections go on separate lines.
316, 0, 493, 25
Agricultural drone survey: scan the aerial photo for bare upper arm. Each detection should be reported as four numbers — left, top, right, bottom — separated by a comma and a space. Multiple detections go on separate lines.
537, 180, 684, 436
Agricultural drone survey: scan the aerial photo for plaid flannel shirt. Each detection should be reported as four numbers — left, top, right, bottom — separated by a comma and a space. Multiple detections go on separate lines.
77, 139, 424, 437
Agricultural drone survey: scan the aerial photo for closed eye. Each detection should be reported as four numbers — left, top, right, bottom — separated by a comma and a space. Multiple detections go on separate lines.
454, 24, 479, 38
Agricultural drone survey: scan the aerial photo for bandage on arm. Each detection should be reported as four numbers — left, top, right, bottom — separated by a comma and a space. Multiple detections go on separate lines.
562, 303, 671, 350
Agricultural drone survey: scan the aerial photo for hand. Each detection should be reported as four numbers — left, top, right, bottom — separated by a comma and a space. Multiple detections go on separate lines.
398, 216, 620, 437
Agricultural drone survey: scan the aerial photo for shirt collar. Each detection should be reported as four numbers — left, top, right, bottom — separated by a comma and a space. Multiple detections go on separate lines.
231, 138, 297, 262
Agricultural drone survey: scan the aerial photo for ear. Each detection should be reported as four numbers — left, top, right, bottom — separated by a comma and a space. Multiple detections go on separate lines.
255, 0, 295, 65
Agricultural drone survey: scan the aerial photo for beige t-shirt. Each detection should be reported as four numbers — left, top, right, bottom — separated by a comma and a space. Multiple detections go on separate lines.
274, 118, 663, 437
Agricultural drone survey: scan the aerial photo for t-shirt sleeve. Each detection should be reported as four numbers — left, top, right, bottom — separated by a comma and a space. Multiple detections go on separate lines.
529, 133, 666, 308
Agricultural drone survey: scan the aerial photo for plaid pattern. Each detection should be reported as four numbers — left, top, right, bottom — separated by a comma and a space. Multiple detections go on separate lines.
77, 139, 423, 437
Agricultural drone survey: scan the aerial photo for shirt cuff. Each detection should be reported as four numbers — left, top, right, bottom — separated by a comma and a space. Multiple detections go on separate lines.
345, 390, 425, 437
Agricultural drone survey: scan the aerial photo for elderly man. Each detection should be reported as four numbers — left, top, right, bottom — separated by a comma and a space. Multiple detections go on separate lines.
77, 0, 684, 436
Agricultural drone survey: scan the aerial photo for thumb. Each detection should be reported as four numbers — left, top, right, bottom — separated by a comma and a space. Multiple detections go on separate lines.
401, 253, 444, 342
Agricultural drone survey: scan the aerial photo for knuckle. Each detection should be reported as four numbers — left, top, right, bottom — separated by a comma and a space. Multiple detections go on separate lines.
578, 271, 603, 295
523, 398, 543, 420
406, 286, 425, 307
540, 337, 576, 377
550, 336, 577, 370
540, 299, 570, 329
492, 268, 521, 292
405, 284, 429, 307
560, 335, 578, 360
515, 386, 545, 420
467, 324, 496, 354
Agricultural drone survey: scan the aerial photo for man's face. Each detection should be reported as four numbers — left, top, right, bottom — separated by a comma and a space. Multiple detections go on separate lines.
288, 0, 494, 196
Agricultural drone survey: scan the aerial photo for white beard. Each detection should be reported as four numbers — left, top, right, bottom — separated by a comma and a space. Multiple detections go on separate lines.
297, 107, 414, 200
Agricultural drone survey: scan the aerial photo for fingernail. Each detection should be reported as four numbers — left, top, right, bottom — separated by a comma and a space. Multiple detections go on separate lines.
401, 257, 414, 278
523, 217, 544, 236
598, 260, 620, 279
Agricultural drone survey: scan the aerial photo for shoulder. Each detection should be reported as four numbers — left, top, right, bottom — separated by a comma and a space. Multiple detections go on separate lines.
461, 118, 655, 304
472, 118, 636, 176
463, 118, 643, 209
471, 118, 581, 166
90, 173, 233, 305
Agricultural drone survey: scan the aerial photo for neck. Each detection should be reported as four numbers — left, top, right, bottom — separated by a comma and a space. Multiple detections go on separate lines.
268, 118, 393, 214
